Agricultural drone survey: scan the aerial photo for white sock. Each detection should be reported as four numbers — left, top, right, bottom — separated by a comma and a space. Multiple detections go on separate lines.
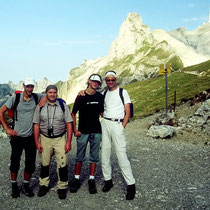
75, 175, 80, 179
23, 180, 29, 183
89, 175, 94, 180
11, 180, 17, 183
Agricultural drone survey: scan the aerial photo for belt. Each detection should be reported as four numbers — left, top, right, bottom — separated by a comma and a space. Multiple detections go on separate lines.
104, 117, 123, 122
40, 131, 66, 139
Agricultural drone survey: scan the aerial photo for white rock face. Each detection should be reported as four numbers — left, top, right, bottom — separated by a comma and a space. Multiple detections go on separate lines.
152, 29, 208, 67
169, 23, 210, 59
108, 13, 154, 59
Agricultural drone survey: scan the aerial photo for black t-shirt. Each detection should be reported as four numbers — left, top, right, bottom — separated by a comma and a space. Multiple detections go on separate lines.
72, 92, 104, 134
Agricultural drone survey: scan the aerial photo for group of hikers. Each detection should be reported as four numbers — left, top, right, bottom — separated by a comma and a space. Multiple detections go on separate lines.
0, 70, 136, 200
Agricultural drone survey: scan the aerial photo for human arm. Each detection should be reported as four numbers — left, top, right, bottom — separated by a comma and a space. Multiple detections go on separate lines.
38, 95, 47, 107
122, 103, 130, 128
33, 123, 43, 153
71, 113, 81, 137
78, 90, 85, 96
0, 105, 18, 136
65, 122, 73, 153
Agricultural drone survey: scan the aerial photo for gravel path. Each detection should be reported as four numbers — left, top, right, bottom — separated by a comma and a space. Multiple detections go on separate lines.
0, 115, 210, 210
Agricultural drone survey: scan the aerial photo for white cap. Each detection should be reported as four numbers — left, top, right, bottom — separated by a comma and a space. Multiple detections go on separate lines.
24, 78, 35, 86
105, 71, 117, 78
89, 75, 102, 84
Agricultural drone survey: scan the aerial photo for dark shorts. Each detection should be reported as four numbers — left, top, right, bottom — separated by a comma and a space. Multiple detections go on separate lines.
75, 133, 101, 163
10, 135, 37, 174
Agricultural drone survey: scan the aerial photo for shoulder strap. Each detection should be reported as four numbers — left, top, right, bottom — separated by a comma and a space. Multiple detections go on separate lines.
12, 93, 21, 128
57, 98, 65, 113
13, 93, 21, 111
32, 93, 38, 105
119, 88, 124, 105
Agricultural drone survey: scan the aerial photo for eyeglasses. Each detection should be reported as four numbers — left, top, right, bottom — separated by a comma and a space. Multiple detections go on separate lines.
106, 79, 116, 82
25, 85, 34, 88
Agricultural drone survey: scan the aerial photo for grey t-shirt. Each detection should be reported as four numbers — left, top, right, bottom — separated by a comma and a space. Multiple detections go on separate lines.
5, 92, 43, 137
33, 100, 73, 137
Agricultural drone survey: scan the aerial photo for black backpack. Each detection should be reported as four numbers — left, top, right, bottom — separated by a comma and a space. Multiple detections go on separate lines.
104, 88, 134, 118
12, 93, 38, 128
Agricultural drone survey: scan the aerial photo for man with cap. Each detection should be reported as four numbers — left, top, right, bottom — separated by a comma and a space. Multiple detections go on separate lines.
33, 85, 73, 199
101, 70, 136, 200
0, 78, 43, 198
70, 74, 104, 194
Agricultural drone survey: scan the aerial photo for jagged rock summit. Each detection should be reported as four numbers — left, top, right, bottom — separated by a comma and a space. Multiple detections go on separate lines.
108, 13, 153, 59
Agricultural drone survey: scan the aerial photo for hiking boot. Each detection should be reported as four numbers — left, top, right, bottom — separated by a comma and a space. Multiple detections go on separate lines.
126, 184, 136, 200
11, 182, 20, 198
102, 179, 113, 192
58, 189, 67, 199
22, 183, 34, 197
88, 179, 97, 194
70, 178, 80, 193
37, 185, 49, 197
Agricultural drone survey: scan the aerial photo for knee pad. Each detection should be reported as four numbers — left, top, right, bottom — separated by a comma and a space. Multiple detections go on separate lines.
59, 165, 68, 182
40, 165, 50, 178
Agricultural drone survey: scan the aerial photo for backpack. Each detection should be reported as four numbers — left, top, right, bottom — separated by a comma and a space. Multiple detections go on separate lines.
104, 88, 134, 118
8, 91, 38, 128
40, 98, 66, 113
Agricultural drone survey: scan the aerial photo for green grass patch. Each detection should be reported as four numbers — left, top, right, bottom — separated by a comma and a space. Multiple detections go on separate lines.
124, 70, 210, 118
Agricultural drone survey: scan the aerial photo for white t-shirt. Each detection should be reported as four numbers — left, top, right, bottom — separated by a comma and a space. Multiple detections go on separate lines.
103, 87, 131, 119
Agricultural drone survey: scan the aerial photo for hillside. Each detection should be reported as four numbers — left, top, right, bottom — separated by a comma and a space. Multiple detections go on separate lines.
124, 60, 210, 118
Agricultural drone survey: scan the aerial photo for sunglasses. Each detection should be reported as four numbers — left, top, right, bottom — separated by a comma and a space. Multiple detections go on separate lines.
106, 79, 116, 82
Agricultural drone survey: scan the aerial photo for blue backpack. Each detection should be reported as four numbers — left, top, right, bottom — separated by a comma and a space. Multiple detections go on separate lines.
40, 98, 66, 113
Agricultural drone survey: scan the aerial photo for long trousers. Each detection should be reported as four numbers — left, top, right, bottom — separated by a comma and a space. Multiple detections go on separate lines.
10, 135, 36, 174
39, 134, 68, 189
101, 119, 135, 185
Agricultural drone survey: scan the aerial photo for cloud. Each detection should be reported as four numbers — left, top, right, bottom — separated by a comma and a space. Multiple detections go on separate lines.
183, 16, 208, 22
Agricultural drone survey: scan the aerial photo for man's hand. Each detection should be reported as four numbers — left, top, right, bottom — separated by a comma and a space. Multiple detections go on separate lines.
36, 143, 43, 153
74, 131, 81, 137
65, 142, 71, 153
78, 90, 85, 96
6, 128, 18, 136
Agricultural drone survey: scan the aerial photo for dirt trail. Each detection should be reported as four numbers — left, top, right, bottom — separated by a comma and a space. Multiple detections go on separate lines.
0, 105, 210, 209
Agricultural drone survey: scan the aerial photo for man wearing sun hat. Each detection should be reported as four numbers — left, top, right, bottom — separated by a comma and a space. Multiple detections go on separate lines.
0, 77, 43, 198
70, 74, 104, 194
101, 70, 136, 200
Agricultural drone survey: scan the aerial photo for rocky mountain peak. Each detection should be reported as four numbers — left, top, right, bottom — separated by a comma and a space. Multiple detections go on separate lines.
124, 12, 143, 28
108, 12, 153, 59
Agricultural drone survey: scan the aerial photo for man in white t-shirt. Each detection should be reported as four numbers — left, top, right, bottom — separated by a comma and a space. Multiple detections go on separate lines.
101, 71, 136, 200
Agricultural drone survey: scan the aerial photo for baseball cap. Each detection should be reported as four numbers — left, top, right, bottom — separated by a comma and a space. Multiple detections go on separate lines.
24, 78, 35, 86
89, 74, 102, 84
